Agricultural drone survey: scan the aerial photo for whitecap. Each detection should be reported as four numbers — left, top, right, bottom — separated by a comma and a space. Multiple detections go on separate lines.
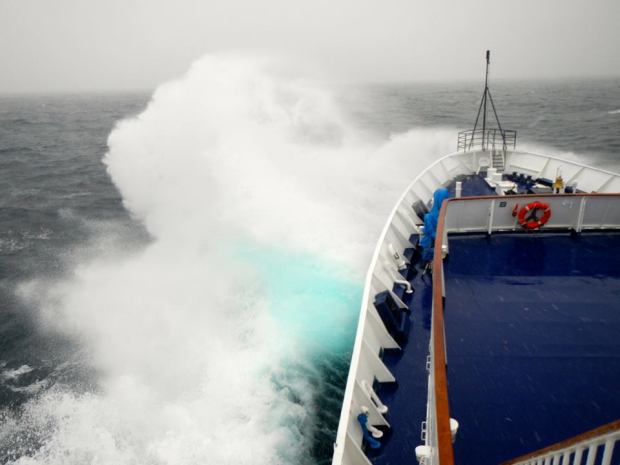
1, 364, 33, 380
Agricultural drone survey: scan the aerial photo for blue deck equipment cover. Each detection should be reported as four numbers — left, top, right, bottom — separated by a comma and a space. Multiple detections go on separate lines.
420, 187, 450, 260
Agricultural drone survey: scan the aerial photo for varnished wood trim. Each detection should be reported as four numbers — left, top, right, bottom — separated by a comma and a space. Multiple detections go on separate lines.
432, 199, 455, 465
447, 192, 620, 202
501, 419, 620, 465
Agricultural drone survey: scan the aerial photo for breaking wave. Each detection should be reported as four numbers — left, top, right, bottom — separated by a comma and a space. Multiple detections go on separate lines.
4, 53, 455, 465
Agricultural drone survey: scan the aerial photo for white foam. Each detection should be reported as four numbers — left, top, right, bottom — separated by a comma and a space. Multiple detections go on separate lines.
1, 365, 33, 380
8, 52, 456, 464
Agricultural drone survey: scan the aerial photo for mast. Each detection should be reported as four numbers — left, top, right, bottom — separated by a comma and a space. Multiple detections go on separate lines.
471, 50, 504, 152
458, 51, 516, 159
482, 50, 489, 150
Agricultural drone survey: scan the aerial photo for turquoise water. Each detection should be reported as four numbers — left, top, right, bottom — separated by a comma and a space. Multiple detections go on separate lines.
236, 245, 362, 464
240, 246, 361, 351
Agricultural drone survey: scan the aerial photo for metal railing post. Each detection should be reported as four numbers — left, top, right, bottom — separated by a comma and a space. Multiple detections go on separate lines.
601, 438, 614, 465
576, 197, 587, 232
457, 129, 517, 153
585, 444, 596, 465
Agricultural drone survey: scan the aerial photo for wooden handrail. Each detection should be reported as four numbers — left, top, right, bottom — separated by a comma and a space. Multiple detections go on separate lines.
501, 419, 620, 465
432, 199, 455, 465
447, 192, 620, 202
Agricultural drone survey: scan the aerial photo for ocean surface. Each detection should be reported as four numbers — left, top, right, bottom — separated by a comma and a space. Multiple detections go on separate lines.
1, 62, 619, 465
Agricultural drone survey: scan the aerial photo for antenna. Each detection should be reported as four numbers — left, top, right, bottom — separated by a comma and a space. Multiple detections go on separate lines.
457, 51, 516, 160
482, 50, 489, 148
471, 50, 505, 151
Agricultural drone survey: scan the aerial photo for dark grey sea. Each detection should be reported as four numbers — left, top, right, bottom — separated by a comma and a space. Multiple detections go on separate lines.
1, 78, 619, 464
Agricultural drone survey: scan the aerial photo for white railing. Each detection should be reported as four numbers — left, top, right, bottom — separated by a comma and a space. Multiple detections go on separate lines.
505, 151, 620, 193
503, 421, 620, 465
421, 296, 447, 465
331, 150, 620, 465
420, 199, 455, 465
442, 194, 620, 248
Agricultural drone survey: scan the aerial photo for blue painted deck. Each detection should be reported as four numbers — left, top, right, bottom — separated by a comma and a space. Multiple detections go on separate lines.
447, 174, 497, 197
370, 174, 498, 465
446, 172, 541, 198
366, 174, 619, 465
444, 232, 620, 465
371, 253, 433, 465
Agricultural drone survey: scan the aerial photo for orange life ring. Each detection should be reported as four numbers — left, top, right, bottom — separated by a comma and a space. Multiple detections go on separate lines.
517, 201, 552, 230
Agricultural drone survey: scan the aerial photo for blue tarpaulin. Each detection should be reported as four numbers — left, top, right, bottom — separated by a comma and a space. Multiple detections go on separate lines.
420, 187, 450, 261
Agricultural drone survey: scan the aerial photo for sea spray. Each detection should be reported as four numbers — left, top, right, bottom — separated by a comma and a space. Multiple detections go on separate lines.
4, 53, 456, 465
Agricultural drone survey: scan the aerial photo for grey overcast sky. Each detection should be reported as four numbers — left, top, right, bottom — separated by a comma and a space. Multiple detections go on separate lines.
1, 0, 619, 93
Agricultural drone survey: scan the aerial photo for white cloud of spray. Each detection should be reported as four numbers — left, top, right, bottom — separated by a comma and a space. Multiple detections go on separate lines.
6, 53, 456, 465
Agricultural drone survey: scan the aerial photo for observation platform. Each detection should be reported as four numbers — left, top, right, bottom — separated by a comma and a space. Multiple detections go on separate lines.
367, 174, 620, 465
444, 232, 620, 465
